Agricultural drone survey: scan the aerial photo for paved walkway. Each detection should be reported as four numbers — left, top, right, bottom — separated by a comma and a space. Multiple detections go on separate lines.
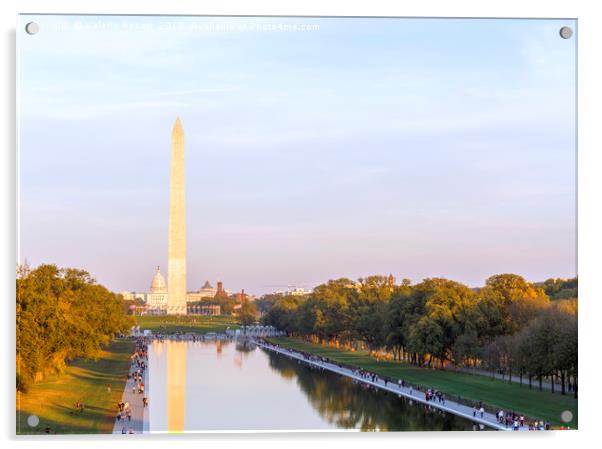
256, 341, 534, 431
112, 354, 150, 434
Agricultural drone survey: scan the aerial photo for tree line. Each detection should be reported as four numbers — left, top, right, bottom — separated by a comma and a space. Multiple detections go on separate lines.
16, 264, 134, 391
260, 274, 577, 397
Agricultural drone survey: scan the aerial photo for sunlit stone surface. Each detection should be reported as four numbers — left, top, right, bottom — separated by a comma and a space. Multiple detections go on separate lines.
167, 117, 187, 315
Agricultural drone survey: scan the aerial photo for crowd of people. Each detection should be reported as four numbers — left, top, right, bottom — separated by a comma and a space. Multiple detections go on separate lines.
425, 389, 446, 405
129, 339, 148, 396
495, 409, 551, 431
116, 337, 149, 435
257, 339, 552, 431
116, 401, 132, 422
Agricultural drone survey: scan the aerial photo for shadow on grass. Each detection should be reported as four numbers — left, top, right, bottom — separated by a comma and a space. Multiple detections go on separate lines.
16, 339, 133, 435
17, 405, 110, 435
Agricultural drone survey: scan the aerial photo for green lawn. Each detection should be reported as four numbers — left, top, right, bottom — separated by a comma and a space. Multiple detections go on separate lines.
136, 314, 239, 334
269, 337, 578, 428
16, 339, 133, 434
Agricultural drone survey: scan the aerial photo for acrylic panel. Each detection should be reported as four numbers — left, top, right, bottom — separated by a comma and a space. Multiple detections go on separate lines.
16, 15, 577, 435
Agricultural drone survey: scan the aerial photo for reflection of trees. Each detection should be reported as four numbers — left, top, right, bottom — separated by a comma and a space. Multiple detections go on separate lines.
235, 340, 256, 354
267, 356, 296, 381
233, 340, 258, 369
266, 351, 473, 431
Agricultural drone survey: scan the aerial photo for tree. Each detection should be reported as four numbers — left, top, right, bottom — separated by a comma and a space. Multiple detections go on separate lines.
385, 291, 412, 361
254, 294, 284, 315
351, 275, 396, 349
260, 271, 577, 387
262, 295, 304, 332
482, 274, 542, 302
516, 307, 578, 395
407, 317, 444, 367
480, 274, 550, 334
308, 278, 356, 342
452, 327, 480, 367
238, 298, 259, 326
541, 277, 578, 300
16, 264, 133, 391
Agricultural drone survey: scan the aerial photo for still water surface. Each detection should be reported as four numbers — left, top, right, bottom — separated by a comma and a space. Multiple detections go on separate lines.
148, 339, 478, 432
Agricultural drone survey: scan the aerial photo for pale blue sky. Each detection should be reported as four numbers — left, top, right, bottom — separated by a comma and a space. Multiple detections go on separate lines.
17, 15, 576, 294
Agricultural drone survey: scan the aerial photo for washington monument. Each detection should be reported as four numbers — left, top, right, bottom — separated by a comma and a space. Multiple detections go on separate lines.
168, 117, 187, 314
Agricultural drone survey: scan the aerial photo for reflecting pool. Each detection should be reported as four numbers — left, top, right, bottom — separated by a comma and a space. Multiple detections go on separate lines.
148, 339, 481, 432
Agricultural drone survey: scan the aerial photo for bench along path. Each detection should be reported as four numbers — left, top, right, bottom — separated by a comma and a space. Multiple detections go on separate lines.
255, 341, 526, 431
112, 356, 150, 434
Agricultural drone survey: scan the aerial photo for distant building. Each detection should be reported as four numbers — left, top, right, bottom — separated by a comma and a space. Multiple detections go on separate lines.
215, 281, 228, 299
188, 304, 221, 315
236, 289, 248, 302
199, 280, 217, 298
388, 273, 396, 286
187, 280, 218, 302
274, 287, 311, 296
120, 266, 167, 312
120, 291, 146, 302
122, 268, 236, 314
147, 266, 168, 309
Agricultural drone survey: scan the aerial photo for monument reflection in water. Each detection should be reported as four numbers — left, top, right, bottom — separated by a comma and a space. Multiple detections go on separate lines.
148, 339, 480, 432
166, 341, 187, 432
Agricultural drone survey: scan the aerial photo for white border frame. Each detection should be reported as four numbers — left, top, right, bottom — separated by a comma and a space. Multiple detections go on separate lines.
2, 1, 600, 448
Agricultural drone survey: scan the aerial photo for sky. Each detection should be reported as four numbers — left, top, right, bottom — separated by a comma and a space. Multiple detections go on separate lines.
17, 15, 576, 295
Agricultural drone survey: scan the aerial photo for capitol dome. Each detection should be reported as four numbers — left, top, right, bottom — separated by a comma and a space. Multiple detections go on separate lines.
150, 266, 167, 293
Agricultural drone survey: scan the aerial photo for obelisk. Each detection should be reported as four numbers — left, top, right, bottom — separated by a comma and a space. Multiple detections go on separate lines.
167, 117, 187, 315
